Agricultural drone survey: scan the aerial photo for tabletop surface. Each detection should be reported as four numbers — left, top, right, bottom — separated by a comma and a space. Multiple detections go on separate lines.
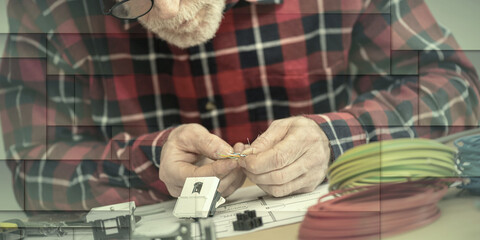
222, 185, 480, 240
222, 129, 480, 240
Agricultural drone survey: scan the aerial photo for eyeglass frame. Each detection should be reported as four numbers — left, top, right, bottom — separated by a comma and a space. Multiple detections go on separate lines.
99, 0, 154, 20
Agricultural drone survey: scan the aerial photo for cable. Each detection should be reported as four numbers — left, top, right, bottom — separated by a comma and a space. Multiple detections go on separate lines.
327, 138, 458, 191
299, 179, 454, 240
454, 134, 480, 195
436, 128, 480, 144
299, 139, 459, 239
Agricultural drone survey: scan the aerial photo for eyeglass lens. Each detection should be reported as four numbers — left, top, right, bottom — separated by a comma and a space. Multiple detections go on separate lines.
111, 0, 153, 19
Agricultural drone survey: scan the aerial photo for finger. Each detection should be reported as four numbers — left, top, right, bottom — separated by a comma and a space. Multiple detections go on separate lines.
242, 133, 307, 174
237, 144, 250, 168
191, 159, 238, 178
166, 185, 183, 198
218, 167, 246, 196
242, 119, 291, 155
258, 167, 326, 197
194, 133, 234, 160
195, 156, 213, 166
258, 174, 307, 198
291, 185, 319, 195
176, 124, 233, 159
233, 142, 246, 153
163, 160, 237, 197
160, 148, 197, 187
222, 172, 246, 197
243, 158, 307, 185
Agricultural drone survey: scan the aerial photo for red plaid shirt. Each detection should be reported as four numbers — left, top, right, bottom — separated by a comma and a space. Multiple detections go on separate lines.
1, 0, 479, 211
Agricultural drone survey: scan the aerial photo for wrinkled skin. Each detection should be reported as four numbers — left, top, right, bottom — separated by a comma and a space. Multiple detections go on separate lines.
238, 117, 330, 197
159, 124, 246, 197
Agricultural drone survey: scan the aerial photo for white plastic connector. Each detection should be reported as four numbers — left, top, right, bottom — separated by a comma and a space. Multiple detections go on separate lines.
173, 177, 226, 218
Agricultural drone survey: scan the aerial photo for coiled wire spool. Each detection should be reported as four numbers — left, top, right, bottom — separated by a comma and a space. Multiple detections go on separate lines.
454, 134, 480, 195
327, 138, 458, 191
299, 139, 459, 239
299, 179, 454, 240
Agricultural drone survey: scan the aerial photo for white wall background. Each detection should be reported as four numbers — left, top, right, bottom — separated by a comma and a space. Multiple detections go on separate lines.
0, 0, 479, 212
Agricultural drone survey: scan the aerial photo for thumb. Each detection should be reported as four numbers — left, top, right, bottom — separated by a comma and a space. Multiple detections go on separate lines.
192, 159, 238, 178
242, 120, 289, 155
233, 142, 246, 153
178, 124, 233, 159
196, 134, 234, 160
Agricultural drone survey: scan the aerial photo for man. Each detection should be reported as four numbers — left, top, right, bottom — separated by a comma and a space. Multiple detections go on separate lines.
1, 0, 479, 211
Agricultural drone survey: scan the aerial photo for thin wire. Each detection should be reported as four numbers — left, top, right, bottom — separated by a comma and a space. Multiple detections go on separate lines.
219, 138, 252, 159
218, 152, 246, 159
454, 134, 480, 195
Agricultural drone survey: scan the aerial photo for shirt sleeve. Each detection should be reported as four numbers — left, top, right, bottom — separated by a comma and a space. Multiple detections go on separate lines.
305, 0, 480, 160
0, 1, 173, 211
0, 58, 174, 211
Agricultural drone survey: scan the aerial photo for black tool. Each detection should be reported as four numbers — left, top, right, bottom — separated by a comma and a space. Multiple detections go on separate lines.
91, 215, 133, 240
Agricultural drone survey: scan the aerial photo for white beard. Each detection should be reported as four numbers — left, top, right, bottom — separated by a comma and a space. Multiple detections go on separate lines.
137, 0, 226, 48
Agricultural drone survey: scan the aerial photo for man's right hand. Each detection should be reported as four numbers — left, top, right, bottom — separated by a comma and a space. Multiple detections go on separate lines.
159, 124, 245, 197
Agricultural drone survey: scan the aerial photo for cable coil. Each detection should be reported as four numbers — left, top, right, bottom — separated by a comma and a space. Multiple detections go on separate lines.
327, 138, 457, 191
299, 138, 458, 239
299, 179, 453, 240
454, 134, 480, 195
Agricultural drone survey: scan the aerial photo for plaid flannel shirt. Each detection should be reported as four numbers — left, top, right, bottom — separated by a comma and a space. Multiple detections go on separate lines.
1, 0, 479, 211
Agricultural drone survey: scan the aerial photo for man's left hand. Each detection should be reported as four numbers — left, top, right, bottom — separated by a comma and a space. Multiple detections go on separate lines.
238, 116, 330, 197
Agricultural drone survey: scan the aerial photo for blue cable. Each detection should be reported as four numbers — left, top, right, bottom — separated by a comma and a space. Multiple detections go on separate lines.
454, 134, 480, 195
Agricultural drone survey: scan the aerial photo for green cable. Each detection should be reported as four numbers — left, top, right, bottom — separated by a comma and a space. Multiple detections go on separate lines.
328, 138, 458, 191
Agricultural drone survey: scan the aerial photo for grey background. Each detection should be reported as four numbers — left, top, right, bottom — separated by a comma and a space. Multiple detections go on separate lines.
0, 0, 480, 212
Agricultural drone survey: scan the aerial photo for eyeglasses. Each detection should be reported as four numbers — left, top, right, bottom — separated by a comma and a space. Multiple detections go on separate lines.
100, 0, 154, 20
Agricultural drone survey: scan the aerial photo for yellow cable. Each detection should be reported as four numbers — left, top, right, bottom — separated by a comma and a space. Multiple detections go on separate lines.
0, 222, 19, 230
327, 138, 458, 191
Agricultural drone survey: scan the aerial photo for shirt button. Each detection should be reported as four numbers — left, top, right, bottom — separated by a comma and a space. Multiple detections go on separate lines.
205, 101, 216, 111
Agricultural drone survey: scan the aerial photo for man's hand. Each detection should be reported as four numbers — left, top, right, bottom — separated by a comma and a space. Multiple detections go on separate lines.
238, 117, 330, 197
159, 124, 245, 197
